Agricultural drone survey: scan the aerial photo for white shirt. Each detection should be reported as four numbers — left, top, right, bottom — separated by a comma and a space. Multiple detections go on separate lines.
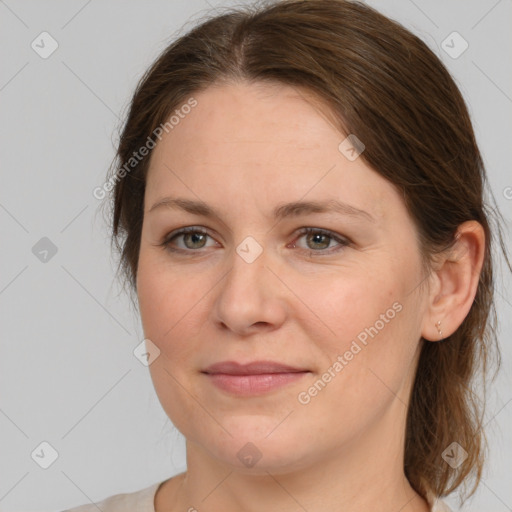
61, 480, 452, 512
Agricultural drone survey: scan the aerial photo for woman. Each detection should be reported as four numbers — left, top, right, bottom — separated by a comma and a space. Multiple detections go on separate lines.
65, 0, 509, 511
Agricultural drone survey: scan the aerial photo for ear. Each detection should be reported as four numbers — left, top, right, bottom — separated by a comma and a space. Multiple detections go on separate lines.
421, 220, 486, 342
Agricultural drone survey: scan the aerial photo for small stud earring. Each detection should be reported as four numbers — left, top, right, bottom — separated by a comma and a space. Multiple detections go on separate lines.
436, 320, 443, 339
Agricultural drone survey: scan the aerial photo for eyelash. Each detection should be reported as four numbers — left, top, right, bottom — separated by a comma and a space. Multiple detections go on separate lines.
159, 226, 350, 256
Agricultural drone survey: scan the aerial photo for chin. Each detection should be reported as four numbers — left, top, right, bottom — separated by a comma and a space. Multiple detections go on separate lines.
193, 417, 319, 474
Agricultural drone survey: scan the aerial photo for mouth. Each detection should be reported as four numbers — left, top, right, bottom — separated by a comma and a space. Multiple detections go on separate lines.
201, 360, 311, 396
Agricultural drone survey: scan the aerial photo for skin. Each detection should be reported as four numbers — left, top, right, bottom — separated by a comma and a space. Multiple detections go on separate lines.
135, 81, 485, 512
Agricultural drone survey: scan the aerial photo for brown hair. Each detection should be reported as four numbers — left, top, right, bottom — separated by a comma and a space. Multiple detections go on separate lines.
105, 0, 510, 504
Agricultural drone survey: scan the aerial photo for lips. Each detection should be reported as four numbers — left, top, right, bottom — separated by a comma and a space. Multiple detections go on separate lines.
202, 360, 310, 395
202, 360, 308, 375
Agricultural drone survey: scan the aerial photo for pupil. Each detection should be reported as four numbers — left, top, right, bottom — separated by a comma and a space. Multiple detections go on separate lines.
309, 233, 329, 249
186, 232, 205, 248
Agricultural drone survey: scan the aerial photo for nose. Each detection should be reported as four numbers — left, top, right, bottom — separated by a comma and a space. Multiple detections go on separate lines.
211, 241, 287, 336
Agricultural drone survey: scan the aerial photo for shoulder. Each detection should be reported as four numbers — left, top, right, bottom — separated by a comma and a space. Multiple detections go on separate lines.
60, 481, 162, 512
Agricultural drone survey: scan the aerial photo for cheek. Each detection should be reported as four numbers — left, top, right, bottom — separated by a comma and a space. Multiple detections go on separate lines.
294, 283, 419, 439
136, 249, 219, 388
301, 255, 422, 384
137, 252, 209, 434
137, 249, 203, 339
296, 266, 401, 347
136, 259, 171, 341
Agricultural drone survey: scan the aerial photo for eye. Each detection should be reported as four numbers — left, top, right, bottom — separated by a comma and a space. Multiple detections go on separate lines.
158, 226, 350, 255
291, 227, 350, 255
160, 227, 217, 253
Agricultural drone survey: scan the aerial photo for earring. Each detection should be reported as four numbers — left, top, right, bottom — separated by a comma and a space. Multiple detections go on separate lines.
436, 320, 443, 339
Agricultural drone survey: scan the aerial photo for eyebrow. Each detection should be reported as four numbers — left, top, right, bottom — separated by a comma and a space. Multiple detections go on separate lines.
148, 197, 375, 222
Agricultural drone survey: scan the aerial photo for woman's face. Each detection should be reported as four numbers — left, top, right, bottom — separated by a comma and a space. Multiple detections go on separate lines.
137, 81, 429, 474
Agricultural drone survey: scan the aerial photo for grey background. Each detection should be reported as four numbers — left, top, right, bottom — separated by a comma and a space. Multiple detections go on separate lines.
0, 1, 511, 511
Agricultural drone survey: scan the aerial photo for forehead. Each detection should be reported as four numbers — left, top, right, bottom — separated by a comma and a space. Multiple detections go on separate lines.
150, 81, 344, 163
145, 81, 401, 224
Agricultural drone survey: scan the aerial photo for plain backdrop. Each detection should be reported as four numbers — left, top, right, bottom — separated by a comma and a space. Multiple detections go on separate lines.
0, 1, 511, 511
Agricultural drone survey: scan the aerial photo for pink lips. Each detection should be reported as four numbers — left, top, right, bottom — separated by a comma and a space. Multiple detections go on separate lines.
202, 360, 310, 395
